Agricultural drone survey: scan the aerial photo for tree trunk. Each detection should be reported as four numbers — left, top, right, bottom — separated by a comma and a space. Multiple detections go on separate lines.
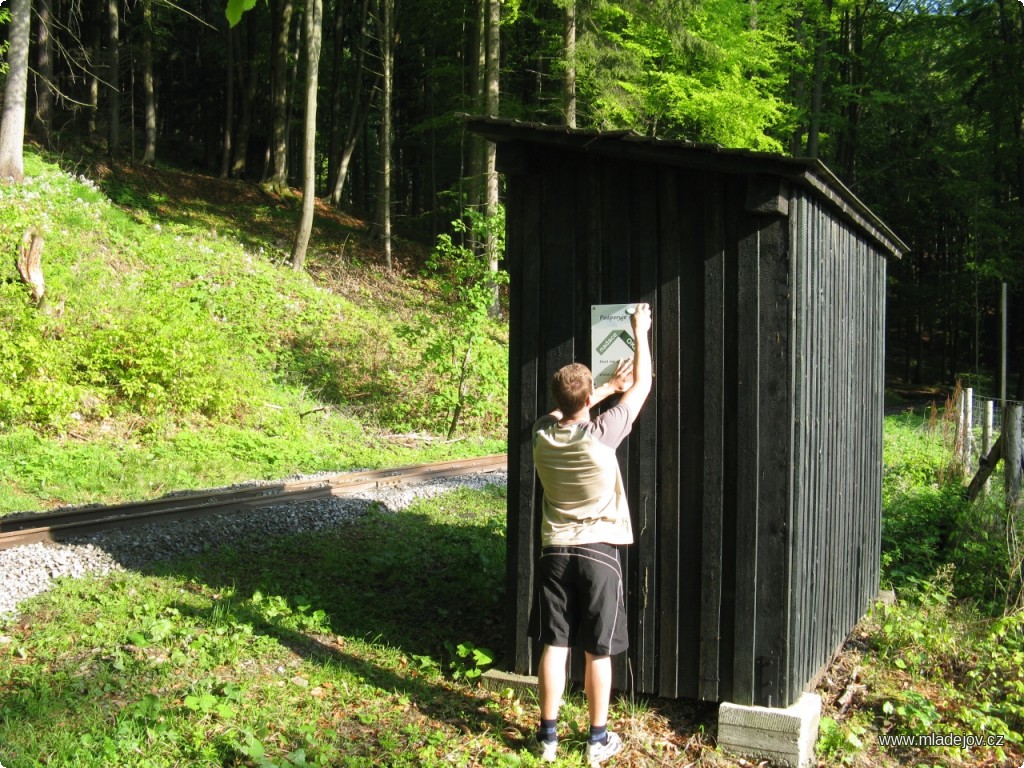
87, 3, 101, 136
107, 0, 121, 157
219, 24, 237, 177
806, 0, 832, 158
142, 0, 158, 165
266, 0, 295, 193
1007, 404, 1023, 514
788, 11, 807, 156
0, 0, 31, 183
466, 0, 486, 210
836, 7, 862, 179
292, 0, 323, 271
285, 12, 302, 183
231, 14, 258, 179
484, 0, 500, 312
33, 0, 54, 142
329, 0, 375, 207
326, 0, 348, 195
376, 0, 394, 269
563, 0, 576, 128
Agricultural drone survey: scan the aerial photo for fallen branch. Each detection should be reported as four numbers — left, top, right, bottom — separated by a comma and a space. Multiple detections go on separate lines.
837, 666, 864, 714
967, 434, 1003, 501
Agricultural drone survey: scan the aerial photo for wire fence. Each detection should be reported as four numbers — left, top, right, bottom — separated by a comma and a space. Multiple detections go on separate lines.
953, 387, 1024, 474
965, 393, 1014, 453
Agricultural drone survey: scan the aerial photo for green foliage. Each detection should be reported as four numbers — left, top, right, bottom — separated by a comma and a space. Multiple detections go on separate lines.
446, 640, 495, 681
0, 483, 520, 767
225, 0, 258, 27
880, 410, 1017, 610
393, 208, 509, 438
816, 715, 866, 765
864, 408, 1024, 762
248, 591, 331, 635
0, 5, 9, 72
0, 151, 507, 513
870, 575, 1024, 756
76, 298, 253, 420
571, 0, 791, 149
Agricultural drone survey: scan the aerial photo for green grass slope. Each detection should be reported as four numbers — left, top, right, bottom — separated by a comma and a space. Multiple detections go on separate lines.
0, 152, 506, 514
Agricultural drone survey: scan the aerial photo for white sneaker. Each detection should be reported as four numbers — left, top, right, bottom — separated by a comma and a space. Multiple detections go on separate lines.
585, 731, 622, 766
528, 736, 558, 763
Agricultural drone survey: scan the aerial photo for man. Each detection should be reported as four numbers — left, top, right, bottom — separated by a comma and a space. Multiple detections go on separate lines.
527, 303, 653, 765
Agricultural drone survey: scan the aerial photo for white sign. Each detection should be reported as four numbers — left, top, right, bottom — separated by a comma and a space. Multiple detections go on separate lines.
591, 303, 637, 386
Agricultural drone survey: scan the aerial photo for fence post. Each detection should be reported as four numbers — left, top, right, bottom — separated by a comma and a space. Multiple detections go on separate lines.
983, 400, 994, 495
1007, 403, 1023, 514
961, 388, 974, 469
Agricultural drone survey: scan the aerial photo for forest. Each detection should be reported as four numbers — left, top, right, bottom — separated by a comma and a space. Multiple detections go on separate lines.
0, 0, 1022, 392
3, 4, 1024, 765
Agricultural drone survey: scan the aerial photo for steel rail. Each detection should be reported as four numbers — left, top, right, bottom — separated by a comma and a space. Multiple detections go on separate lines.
0, 454, 508, 550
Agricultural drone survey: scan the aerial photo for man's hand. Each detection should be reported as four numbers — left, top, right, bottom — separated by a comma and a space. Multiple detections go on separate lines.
630, 303, 652, 336
620, 302, 653, 422
606, 358, 634, 393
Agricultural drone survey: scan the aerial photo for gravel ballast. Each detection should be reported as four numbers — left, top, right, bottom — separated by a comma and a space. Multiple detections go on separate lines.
0, 470, 507, 620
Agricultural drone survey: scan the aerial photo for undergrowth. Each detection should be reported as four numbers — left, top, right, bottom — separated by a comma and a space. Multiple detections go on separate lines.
0, 483, 728, 768
0, 151, 507, 513
815, 404, 1024, 766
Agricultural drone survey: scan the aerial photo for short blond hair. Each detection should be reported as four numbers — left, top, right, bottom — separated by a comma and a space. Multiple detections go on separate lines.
551, 363, 592, 415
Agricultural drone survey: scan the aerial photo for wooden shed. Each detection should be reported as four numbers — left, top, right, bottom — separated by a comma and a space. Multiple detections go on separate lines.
467, 117, 907, 709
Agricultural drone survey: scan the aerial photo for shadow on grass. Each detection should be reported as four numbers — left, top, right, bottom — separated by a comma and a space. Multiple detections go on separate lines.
2, 482, 726, 765
141, 489, 516, 746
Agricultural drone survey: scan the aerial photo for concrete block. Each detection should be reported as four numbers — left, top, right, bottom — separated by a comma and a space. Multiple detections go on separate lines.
480, 669, 539, 700
717, 692, 821, 768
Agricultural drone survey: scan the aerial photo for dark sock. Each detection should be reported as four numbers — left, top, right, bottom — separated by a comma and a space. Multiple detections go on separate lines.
537, 719, 558, 744
589, 725, 608, 745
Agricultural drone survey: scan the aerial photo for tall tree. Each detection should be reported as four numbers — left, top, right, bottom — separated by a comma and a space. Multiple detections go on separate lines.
327, 0, 376, 207
484, 0, 501, 311
141, 0, 158, 164
87, 2, 101, 136
375, 0, 395, 269
33, 0, 54, 142
0, 0, 31, 183
465, 0, 487, 209
219, 20, 236, 176
230, 13, 259, 179
563, 0, 576, 127
107, 0, 121, 156
292, 0, 324, 271
265, 0, 296, 194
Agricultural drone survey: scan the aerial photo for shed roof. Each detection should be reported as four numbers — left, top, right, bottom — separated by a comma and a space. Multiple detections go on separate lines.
466, 116, 908, 258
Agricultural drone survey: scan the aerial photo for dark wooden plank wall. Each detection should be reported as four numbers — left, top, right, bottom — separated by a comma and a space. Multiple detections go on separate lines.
504, 143, 885, 710
786, 190, 884, 706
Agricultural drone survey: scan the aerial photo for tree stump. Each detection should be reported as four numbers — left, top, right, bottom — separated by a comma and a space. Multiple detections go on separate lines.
16, 226, 45, 306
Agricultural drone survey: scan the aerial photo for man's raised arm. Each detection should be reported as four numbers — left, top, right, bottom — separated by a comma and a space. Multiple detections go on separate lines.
619, 303, 652, 423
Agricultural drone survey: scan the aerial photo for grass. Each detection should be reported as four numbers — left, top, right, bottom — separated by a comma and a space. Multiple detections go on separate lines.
4, 410, 1023, 767
0, 150, 507, 516
3, 148, 1023, 766
813, 405, 1024, 767
0, 483, 726, 768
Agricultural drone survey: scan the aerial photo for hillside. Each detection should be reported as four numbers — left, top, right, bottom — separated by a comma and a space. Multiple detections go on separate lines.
0, 151, 507, 515
4, 153, 1024, 768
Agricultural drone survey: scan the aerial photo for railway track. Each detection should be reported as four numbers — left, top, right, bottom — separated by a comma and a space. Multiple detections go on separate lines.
0, 454, 507, 551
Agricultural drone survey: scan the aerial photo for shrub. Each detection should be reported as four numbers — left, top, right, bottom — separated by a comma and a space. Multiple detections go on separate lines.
75, 298, 251, 420
392, 209, 509, 437
881, 409, 1018, 610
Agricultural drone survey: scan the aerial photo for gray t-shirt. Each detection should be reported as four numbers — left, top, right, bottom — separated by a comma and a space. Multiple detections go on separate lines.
532, 403, 634, 547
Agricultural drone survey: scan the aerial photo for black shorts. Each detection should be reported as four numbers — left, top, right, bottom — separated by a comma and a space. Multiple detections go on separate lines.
529, 543, 628, 656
